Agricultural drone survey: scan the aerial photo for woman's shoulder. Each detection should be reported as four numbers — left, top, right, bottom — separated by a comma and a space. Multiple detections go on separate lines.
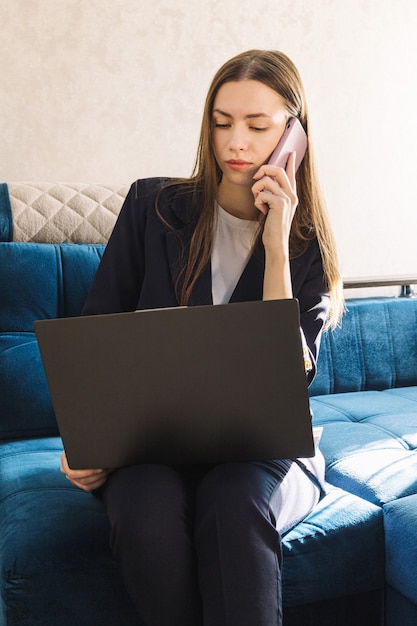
126, 177, 198, 226
129, 177, 193, 199
128, 177, 174, 201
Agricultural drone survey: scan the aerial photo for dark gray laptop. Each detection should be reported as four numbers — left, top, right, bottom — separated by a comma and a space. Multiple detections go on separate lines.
34, 299, 314, 469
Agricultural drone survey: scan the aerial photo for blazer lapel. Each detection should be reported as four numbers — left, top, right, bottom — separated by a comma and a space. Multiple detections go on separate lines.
229, 250, 305, 303
229, 253, 264, 303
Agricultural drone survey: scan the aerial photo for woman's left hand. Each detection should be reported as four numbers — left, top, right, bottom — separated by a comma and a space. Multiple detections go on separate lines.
251, 151, 298, 255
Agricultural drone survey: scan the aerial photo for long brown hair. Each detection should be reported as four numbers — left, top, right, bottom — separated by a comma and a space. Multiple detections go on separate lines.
160, 50, 343, 328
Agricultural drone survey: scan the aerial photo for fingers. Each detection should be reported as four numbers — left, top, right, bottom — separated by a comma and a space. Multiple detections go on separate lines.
253, 151, 297, 186
60, 450, 111, 492
252, 152, 297, 213
253, 189, 276, 215
252, 170, 298, 218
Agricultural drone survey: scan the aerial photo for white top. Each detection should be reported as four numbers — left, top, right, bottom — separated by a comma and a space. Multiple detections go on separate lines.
211, 203, 259, 305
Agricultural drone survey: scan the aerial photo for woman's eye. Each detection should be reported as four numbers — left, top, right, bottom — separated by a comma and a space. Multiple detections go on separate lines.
214, 123, 230, 129
251, 127, 268, 132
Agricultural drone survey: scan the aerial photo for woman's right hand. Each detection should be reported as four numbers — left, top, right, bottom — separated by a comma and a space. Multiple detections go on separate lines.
60, 450, 112, 492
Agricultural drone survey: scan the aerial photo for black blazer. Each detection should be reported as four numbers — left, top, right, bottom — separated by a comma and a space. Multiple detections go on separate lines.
83, 178, 329, 380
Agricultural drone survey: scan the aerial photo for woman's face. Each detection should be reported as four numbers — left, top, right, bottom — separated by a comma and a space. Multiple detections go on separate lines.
211, 79, 289, 189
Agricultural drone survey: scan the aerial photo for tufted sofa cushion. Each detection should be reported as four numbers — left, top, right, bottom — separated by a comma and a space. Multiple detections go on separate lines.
0, 182, 128, 244
311, 388, 417, 505
0, 242, 104, 439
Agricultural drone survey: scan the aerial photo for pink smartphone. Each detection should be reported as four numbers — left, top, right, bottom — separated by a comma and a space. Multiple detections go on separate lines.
268, 118, 307, 172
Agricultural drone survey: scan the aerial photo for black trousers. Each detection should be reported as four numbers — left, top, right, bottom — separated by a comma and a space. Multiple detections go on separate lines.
101, 460, 303, 626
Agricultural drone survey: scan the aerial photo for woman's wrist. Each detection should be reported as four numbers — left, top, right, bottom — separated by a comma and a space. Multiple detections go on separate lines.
263, 253, 293, 300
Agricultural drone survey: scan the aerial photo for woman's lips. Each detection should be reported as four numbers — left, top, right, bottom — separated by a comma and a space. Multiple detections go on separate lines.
226, 160, 252, 172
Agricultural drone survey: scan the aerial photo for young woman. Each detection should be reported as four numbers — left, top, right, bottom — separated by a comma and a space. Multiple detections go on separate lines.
61, 49, 343, 626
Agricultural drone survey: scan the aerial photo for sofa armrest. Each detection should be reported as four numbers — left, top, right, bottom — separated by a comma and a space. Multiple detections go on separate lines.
343, 275, 417, 297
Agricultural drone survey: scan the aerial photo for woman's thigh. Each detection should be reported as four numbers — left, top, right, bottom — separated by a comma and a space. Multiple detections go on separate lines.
101, 463, 207, 545
101, 464, 207, 626
196, 459, 320, 530
192, 460, 320, 626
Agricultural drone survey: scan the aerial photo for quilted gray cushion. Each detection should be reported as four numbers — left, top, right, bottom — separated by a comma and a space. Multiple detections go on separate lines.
7, 182, 129, 243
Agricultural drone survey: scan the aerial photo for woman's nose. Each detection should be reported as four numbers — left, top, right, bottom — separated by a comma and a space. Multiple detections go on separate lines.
228, 127, 248, 151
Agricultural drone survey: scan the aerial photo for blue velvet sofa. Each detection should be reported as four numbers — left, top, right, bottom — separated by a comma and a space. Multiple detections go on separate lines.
1, 182, 416, 626
308, 294, 417, 625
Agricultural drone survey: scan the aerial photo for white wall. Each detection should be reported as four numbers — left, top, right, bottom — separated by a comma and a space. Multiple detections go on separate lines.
1, 0, 417, 285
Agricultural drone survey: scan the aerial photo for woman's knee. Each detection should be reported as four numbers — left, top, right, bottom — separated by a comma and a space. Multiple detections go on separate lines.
195, 462, 269, 524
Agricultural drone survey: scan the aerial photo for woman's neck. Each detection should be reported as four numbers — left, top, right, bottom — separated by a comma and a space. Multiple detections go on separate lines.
216, 181, 259, 221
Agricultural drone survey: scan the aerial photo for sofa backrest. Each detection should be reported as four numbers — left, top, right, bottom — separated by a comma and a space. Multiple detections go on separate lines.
0, 182, 128, 441
0, 242, 105, 440
310, 296, 417, 396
